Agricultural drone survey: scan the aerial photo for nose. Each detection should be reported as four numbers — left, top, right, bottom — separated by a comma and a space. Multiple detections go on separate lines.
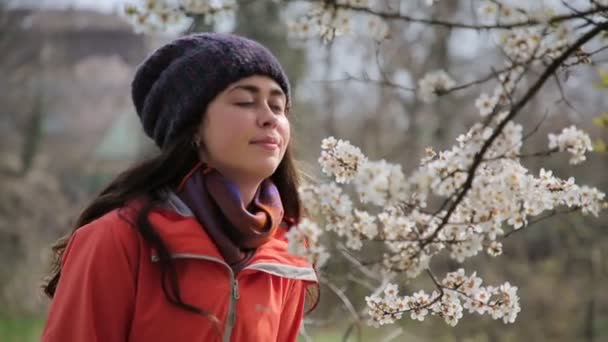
257, 105, 278, 128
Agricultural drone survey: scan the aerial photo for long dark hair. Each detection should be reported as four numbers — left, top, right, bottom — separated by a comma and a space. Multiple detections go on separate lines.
42, 125, 318, 316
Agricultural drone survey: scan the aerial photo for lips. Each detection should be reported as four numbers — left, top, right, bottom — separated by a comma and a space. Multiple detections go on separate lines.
250, 136, 280, 146
251, 136, 280, 151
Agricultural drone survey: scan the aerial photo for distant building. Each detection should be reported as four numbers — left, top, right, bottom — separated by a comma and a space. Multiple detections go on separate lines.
2, 8, 157, 167
11, 8, 147, 65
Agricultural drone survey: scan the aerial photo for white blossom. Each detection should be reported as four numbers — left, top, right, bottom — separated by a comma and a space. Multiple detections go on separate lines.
548, 125, 594, 165
287, 3, 355, 43
366, 269, 520, 327
487, 241, 503, 256
319, 137, 367, 183
477, 1, 499, 19
475, 93, 499, 117
123, 0, 192, 33
285, 218, 330, 267
501, 28, 542, 62
353, 210, 378, 239
353, 160, 409, 206
417, 70, 456, 103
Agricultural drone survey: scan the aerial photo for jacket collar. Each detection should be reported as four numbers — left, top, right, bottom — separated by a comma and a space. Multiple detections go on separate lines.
137, 191, 313, 271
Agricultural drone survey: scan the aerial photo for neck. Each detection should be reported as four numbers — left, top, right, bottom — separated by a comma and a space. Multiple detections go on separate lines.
212, 167, 262, 206
232, 178, 262, 207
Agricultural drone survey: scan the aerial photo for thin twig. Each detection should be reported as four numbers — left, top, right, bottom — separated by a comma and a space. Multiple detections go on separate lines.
588, 44, 608, 56
481, 148, 559, 162
552, 73, 585, 118
503, 207, 580, 238
338, 244, 380, 279
320, 275, 362, 323
319, 275, 362, 342
561, 0, 600, 27
312, 1, 608, 31
320, 74, 416, 92
522, 109, 551, 141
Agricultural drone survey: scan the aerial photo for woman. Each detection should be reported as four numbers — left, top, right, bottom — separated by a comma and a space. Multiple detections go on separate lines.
41, 32, 318, 342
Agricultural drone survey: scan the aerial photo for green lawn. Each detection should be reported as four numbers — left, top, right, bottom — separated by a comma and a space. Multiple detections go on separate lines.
2, 317, 375, 342
0, 317, 44, 342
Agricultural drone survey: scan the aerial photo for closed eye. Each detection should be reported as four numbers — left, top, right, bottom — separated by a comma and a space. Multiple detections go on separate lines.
270, 104, 285, 113
235, 102, 255, 107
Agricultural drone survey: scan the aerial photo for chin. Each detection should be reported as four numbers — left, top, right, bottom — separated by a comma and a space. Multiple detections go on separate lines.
252, 162, 279, 179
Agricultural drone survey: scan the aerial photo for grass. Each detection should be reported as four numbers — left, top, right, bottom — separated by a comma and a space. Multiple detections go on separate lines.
299, 322, 393, 342
3, 317, 373, 342
0, 316, 44, 342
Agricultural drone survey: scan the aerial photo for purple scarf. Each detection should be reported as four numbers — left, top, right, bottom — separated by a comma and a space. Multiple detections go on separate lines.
176, 162, 284, 272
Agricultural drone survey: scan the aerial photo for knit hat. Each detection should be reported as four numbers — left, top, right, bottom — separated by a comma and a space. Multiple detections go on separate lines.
131, 32, 291, 148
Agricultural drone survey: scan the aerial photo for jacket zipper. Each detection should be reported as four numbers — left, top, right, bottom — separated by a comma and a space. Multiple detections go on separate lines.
153, 253, 239, 342
152, 254, 316, 341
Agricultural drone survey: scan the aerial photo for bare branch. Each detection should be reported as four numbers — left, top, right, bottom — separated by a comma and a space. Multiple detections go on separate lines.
320, 73, 415, 92
522, 109, 551, 141
289, 0, 608, 31
503, 207, 580, 238
481, 148, 559, 162
338, 244, 381, 279
319, 275, 362, 340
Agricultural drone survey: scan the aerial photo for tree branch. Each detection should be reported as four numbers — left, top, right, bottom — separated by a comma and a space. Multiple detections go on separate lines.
291, 0, 608, 31
422, 21, 608, 246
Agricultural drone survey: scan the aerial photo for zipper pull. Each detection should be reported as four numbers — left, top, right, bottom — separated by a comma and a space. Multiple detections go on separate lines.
232, 279, 240, 300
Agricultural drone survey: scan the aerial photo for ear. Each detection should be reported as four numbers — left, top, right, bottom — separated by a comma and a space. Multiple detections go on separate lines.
192, 134, 201, 148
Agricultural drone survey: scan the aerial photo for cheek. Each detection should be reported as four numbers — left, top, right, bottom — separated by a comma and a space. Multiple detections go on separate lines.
279, 118, 291, 147
203, 124, 239, 155
201, 110, 251, 156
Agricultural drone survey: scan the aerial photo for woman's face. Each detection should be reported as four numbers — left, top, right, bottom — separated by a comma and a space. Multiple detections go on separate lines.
197, 75, 290, 181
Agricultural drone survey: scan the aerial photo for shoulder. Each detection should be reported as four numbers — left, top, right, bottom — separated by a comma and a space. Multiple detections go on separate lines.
63, 206, 145, 269
77, 207, 140, 244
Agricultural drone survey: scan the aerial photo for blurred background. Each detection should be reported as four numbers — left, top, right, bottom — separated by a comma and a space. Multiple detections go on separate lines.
0, 0, 606, 341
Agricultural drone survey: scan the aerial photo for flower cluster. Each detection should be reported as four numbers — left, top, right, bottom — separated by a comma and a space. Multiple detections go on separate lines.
286, 122, 604, 326
318, 137, 367, 184
296, 122, 604, 267
123, 0, 236, 33
417, 70, 456, 103
476, 1, 571, 65
285, 218, 330, 267
286, 0, 390, 43
474, 92, 499, 117
287, 2, 353, 43
298, 183, 354, 238
548, 125, 594, 164
473, 64, 526, 118
366, 269, 521, 327
124, 0, 191, 33
352, 160, 409, 206
298, 183, 376, 251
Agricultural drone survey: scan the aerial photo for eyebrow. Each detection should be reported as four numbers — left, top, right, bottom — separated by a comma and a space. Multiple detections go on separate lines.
228, 84, 286, 99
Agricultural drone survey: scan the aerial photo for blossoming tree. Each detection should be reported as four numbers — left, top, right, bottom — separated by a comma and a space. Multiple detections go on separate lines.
122, 0, 607, 335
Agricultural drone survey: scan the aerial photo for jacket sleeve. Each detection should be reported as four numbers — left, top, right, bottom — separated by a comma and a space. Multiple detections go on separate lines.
276, 279, 309, 342
42, 216, 137, 342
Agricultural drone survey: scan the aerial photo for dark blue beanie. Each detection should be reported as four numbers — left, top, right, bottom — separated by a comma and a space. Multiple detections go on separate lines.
131, 32, 291, 148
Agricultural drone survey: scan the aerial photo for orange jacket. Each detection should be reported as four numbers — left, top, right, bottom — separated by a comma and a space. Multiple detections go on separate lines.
42, 194, 318, 342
